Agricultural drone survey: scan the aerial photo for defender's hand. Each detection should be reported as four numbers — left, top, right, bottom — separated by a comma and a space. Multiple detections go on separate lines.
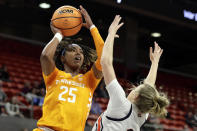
108, 15, 124, 38
150, 42, 163, 64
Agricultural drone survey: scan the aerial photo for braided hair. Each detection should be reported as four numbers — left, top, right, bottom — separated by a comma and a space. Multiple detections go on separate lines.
53, 38, 97, 73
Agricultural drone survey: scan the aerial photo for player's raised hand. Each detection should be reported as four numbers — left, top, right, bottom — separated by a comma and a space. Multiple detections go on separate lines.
79, 5, 94, 29
50, 22, 62, 35
149, 42, 163, 64
108, 15, 124, 38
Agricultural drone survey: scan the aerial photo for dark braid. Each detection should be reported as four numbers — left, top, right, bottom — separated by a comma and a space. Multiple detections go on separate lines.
53, 38, 97, 73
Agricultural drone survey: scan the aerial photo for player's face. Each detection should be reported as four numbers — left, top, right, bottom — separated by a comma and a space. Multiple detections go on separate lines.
63, 44, 84, 70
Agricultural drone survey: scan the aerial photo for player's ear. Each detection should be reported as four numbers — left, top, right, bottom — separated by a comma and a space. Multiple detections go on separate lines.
61, 55, 66, 64
134, 92, 139, 100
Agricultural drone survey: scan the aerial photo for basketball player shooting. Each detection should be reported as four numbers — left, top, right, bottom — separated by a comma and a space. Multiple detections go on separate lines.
33, 5, 104, 131
92, 15, 169, 131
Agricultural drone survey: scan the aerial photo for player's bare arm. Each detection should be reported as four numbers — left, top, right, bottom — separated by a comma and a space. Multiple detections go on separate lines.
80, 5, 103, 79
101, 15, 124, 85
40, 24, 63, 76
144, 42, 163, 87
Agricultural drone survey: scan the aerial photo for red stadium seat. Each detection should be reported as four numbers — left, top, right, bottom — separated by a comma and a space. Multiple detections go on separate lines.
3, 89, 14, 98
10, 89, 20, 96
96, 97, 109, 104
20, 107, 31, 118
160, 119, 170, 125
33, 106, 42, 120
177, 110, 186, 116
12, 77, 25, 84
176, 115, 185, 121
176, 121, 185, 127
17, 96, 29, 105
86, 119, 96, 126
169, 125, 183, 130
168, 108, 177, 115
15, 83, 24, 90
88, 114, 99, 120
87, 112, 99, 126
2, 81, 12, 88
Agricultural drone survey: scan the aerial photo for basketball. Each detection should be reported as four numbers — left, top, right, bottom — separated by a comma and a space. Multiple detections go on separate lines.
51, 5, 83, 37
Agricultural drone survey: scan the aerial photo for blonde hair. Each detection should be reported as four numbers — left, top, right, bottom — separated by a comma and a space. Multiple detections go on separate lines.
134, 84, 169, 117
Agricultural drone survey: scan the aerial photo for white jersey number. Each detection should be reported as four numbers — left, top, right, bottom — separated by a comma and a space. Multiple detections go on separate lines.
58, 86, 77, 103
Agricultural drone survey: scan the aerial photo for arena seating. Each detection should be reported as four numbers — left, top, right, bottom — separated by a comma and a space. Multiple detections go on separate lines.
0, 37, 196, 131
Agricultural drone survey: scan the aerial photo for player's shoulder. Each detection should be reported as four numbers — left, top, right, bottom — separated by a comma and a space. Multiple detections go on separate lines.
82, 68, 97, 82
131, 104, 149, 126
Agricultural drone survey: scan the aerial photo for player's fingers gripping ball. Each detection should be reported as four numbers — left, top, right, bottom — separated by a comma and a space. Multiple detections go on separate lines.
51, 5, 83, 36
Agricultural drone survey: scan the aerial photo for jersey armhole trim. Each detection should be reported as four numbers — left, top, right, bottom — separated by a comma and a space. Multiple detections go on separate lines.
105, 104, 132, 121
96, 114, 104, 131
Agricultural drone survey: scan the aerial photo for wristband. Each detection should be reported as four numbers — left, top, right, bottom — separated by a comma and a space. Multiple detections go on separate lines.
90, 25, 96, 30
54, 33, 63, 42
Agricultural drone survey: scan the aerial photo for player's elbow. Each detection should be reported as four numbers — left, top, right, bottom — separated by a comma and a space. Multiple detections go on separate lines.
101, 57, 112, 68
144, 79, 155, 87
40, 52, 51, 63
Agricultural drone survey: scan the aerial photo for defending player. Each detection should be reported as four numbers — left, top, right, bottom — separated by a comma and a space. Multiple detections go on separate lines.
92, 15, 169, 131
33, 5, 104, 131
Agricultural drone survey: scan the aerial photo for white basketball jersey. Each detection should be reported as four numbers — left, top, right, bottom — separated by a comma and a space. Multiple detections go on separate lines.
92, 79, 149, 131
92, 103, 148, 131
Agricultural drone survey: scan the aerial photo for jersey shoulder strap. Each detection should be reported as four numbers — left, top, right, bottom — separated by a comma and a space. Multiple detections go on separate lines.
106, 104, 132, 121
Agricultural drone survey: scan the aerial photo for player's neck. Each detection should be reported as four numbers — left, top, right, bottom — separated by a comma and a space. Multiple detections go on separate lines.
127, 94, 135, 103
64, 66, 80, 77
127, 97, 135, 103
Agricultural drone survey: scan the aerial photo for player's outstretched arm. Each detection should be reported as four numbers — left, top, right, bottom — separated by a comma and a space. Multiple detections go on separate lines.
79, 5, 103, 79
144, 42, 163, 87
40, 24, 63, 76
101, 15, 124, 85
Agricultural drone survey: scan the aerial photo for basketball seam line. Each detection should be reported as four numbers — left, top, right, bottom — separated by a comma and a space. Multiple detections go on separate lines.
51, 16, 82, 21
52, 22, 82, 30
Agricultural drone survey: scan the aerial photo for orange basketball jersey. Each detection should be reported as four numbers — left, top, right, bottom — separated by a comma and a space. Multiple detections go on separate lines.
36, 67, 101, 131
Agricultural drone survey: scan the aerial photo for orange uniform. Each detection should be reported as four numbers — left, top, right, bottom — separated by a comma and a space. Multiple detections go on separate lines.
34, 27, 104, 131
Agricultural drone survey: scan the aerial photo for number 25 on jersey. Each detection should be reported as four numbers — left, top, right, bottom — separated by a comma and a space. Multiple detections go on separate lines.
58, 86, 77, 103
